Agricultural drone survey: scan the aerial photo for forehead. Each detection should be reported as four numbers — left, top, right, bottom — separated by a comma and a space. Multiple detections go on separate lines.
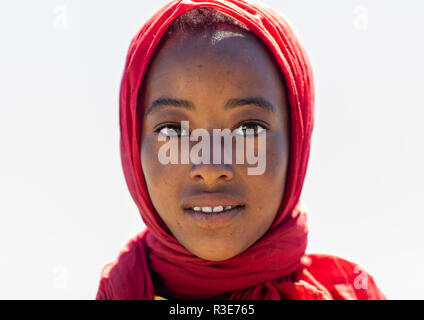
142, 29, 285, 99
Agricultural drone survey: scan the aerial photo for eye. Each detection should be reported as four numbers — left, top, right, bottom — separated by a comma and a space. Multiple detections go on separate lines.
233, 121, 267, 136
154, 123, 190, 137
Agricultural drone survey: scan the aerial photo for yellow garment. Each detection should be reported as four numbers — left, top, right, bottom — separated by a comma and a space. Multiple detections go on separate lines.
154, 295, 167, 300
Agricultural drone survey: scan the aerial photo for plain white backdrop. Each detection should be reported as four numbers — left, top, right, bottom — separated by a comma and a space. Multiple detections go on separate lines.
0, 0, 422, 299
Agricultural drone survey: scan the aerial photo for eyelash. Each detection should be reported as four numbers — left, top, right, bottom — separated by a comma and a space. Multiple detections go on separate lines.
154, 123, 190, 137
154, 121, 268, 137
233, 121, 268, 136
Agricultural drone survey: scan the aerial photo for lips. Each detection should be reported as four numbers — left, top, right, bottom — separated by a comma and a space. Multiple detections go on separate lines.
183, 205, 245, 229
182, 192, 246, 228
191, 205, 239, 213
182, 192, 245, 210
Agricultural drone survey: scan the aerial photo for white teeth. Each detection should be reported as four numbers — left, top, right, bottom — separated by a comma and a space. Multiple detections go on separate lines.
213, 206, 223, 212
191, 205, 235, 212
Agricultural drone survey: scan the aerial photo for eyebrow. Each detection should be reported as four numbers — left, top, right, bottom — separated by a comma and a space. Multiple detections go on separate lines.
145, 96, 275, 115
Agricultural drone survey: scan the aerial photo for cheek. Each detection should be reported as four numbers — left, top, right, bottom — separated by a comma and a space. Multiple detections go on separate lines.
141, 135, 178, 187
266, 132, 290, 207
243, 131, 289, 216
140, 135, 181, 209
245, 131, 289, 184
266, 131, 290, 181
140, 135, 163, 188
140, 135, 192, 239
140, 135, 188, 228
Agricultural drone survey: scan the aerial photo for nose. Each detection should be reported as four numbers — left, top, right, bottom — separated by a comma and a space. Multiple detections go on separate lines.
189, 163, 234, 184
188, 126, 235, 184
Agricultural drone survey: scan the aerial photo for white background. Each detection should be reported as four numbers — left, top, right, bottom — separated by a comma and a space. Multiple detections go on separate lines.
0, 0, 422, 299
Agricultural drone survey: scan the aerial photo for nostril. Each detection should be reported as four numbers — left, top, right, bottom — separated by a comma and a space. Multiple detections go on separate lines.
189, 164, 234, 183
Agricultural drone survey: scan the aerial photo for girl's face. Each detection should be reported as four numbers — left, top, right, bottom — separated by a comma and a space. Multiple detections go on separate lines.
139, 29, 290, 261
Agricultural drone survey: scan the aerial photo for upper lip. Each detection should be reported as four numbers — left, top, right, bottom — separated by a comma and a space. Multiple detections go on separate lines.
182, 193, 245, 209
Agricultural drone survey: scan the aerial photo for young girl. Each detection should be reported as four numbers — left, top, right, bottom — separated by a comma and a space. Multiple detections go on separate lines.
96, 0, 386, 300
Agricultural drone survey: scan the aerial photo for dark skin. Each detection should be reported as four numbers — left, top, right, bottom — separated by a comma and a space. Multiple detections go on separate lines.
139, 28, 290, 262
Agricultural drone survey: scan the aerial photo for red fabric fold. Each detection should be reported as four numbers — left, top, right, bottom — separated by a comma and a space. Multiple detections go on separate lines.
96, 0, 386, 300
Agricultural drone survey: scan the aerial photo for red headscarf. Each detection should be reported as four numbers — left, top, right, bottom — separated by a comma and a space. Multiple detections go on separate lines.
96, 0, 386, 300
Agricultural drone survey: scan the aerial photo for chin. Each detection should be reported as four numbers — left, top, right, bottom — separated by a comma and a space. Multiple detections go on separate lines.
198, 253, 237, 262
191, 243, 241, 262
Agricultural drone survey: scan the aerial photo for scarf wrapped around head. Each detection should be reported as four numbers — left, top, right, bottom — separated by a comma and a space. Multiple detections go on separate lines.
96, 0, 385, 300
